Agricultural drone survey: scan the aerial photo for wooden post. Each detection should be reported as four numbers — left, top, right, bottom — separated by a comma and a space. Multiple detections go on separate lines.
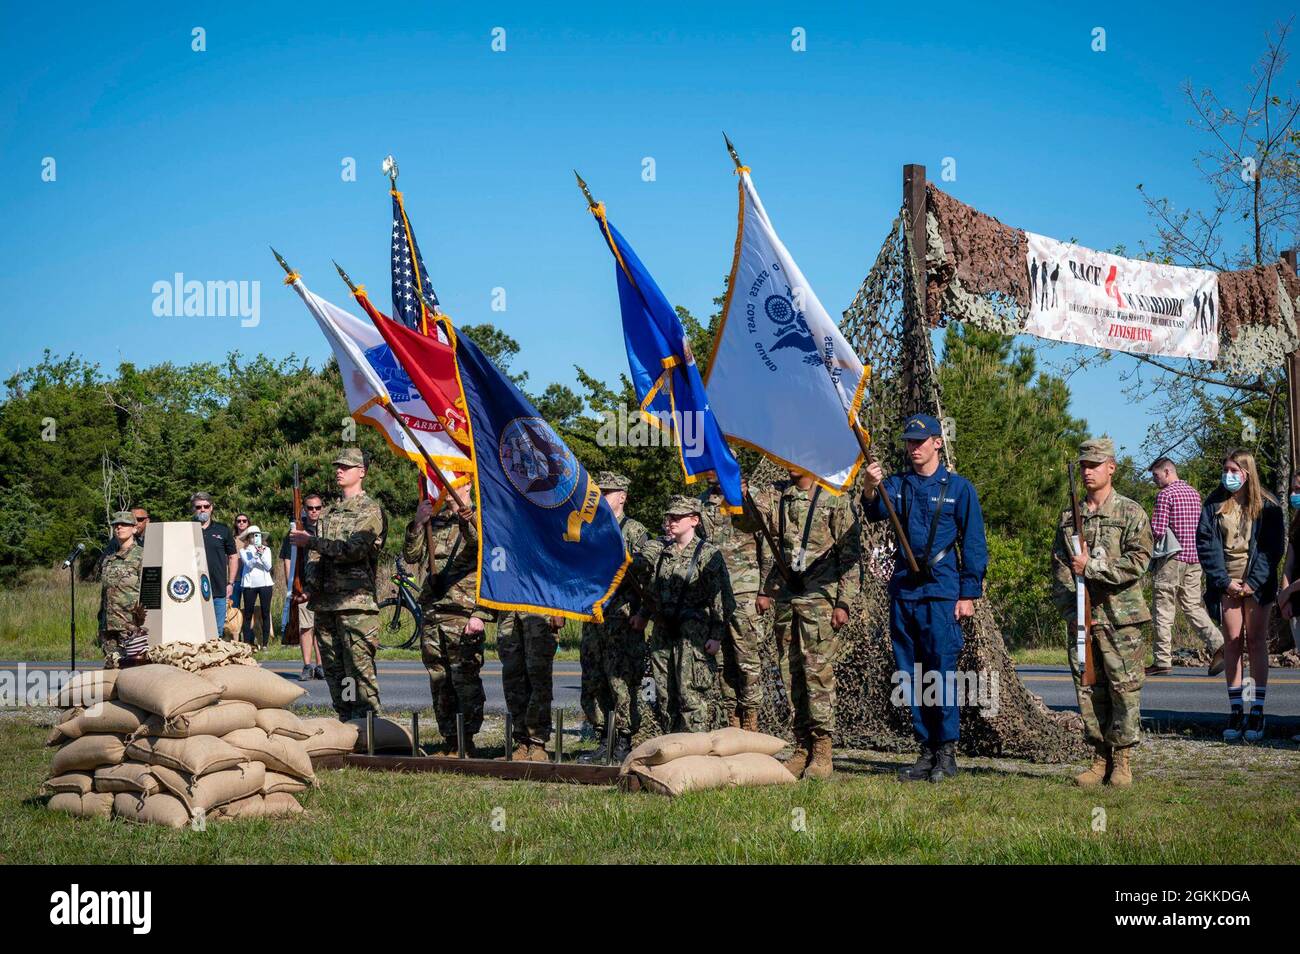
1284, 249, 1299, 476
903, 164, 928, 326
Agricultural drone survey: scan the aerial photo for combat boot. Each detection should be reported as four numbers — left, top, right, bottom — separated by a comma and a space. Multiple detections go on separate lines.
927, 742, 958, 783
437, 738, 460, 757
802, 735, 833, 780
783, 733, 812, 778
610, 733, 633, 764
740, 709, 759, 733
527, 743, 551, 763
898, 747, 935, 782
498, 741, 531, 761
1073, 748, 1111, 787
1108, 748, 1133, 787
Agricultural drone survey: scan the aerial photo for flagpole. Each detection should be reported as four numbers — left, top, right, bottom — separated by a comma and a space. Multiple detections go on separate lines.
330, 259, 471, 513
720, 137, 919, 574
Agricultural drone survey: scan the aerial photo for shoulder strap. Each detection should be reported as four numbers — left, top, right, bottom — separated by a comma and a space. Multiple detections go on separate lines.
921, 475, 950, 565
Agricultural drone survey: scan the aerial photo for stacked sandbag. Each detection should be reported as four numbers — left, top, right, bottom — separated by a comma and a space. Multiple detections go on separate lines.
41, 656, 320, 825
619, 727, 796, 797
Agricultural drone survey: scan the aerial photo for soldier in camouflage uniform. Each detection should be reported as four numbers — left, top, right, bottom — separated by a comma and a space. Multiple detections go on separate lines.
497, 611, 562, 761
699, 483, 766, 731
98, 511, 144, 658
1051, 436, 1152, 788
578, 473, 650, 758
293, 448, 387, 722
632, 495, 727, 734
403, 495, 491, 756
735, 472, 862, 779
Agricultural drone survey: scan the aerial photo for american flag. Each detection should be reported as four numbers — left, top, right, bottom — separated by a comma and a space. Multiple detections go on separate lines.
390, 190, 439, 333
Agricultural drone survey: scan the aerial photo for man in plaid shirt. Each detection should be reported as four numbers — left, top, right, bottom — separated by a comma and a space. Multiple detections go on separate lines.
1148, 458, 1224, 676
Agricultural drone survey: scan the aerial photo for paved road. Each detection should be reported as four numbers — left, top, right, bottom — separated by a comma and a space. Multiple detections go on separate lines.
7, 660, 1298, 731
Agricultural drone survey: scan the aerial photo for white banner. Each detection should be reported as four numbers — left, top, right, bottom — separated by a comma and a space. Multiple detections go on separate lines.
289, 278, 471, 481
1023, 232, 1219, 361
705, 171, 866, 493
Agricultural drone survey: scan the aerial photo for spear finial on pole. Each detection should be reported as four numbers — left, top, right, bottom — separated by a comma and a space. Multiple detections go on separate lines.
273, 246, 296, 276
574, 169, 598, 210
333, 260, 358, 293
723, 132, 744, 170
382, 155, 399, 190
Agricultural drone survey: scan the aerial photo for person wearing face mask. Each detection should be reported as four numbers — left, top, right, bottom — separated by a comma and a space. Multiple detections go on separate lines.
191, 492, 239, 634
1196, 449, 1284, 744
238, 525, 275, 649
1146, 458, 1224, 677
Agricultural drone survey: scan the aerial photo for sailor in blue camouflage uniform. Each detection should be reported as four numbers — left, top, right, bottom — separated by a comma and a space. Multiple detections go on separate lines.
862, 413, 988, 783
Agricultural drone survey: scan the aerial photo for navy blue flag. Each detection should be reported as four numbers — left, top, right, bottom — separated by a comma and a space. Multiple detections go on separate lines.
589, 204, 745, 512
451, 326, 629, 621
389, 189, 439, 333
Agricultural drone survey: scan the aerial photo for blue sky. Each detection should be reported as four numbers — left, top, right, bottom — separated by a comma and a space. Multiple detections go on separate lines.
0, 1, 1286, 461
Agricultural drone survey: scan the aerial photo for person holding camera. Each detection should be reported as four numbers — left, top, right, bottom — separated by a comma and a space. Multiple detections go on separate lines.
736, 464, 866, 780
862, 414, 988, 784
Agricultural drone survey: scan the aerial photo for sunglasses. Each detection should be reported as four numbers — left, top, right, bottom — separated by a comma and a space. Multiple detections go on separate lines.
193, 504, 213, 511
305, 505, 323, 511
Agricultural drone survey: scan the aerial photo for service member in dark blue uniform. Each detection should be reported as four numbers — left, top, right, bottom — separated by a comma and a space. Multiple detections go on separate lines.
862, 414, 988, 782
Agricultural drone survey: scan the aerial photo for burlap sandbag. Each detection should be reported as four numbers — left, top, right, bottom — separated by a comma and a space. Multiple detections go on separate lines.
722, 752, 798, 787
201, 666, 304, 708
126, 735, 248, 776
255, 707, 320, 741
629, 755, 734, 797
216, 792, 303, 819
46, 702, 148, 745
150, 762, 266, 812
302, 718, 359, 757
263, 771, 309, 795
44, 772, 94, 795
347, 716, 413, 753
115, 664, 225, 718
93, 762, 159, 795
626, 752, 795, 797
51, 669, 118, 708
139, 700, 257, 739
624, 728, 787, 768
222, 727, 315, 781
50, 734, 127, 775
49, 791, 114, 819
113, 792, 191, 829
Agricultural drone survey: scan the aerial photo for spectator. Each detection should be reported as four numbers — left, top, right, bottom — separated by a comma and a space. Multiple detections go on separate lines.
238, 524, 274, 649
230, 513, 251, 609
281, 493, 324, 681
191, 492, 238, 635
1147, 458, 1224, 676
1196, 449, 1284, 744
1273, 473, 1300, 744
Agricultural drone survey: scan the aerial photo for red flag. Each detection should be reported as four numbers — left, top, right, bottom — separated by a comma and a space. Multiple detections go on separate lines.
350, 288, 472, 453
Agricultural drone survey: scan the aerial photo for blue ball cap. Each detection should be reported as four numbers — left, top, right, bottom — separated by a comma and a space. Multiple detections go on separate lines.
901, 413, 942, 440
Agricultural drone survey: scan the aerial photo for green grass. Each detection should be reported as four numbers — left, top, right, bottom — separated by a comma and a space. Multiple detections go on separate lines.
0, 568, 581, 662
3, 711, 1297, 864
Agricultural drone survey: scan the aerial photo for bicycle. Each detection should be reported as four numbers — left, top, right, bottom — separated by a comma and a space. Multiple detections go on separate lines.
377, 557, 424, 650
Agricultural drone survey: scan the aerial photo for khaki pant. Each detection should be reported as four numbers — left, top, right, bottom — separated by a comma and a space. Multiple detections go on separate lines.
1151, 559, 1223, 667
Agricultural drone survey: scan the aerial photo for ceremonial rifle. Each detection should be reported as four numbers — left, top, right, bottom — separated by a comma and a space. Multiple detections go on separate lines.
282, 462, 305, 646
1067, 460, 1097, 687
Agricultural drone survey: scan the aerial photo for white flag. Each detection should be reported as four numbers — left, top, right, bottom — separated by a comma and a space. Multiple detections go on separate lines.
288, 278, 471, 483
705, 170, 867, 492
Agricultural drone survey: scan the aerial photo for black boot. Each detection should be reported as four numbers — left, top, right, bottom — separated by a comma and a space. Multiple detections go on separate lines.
610, 733, 633, 763
898, 747, 935, 782
927, 742, 958, 783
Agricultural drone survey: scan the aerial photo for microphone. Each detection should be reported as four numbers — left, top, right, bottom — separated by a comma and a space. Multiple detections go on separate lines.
61, 543, 85, 569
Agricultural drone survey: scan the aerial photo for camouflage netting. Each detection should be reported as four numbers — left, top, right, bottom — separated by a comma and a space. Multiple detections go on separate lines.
925, 184, 1300, 375
736, 214, 1084, 762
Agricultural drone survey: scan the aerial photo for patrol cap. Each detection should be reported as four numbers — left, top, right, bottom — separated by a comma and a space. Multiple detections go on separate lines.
333, 447, 367, 468
597, 471, 630, 492
665, 495, 701, 518
1078, 437, 1116, 464
901, 413, 943, 441
110, 511, 136, 527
